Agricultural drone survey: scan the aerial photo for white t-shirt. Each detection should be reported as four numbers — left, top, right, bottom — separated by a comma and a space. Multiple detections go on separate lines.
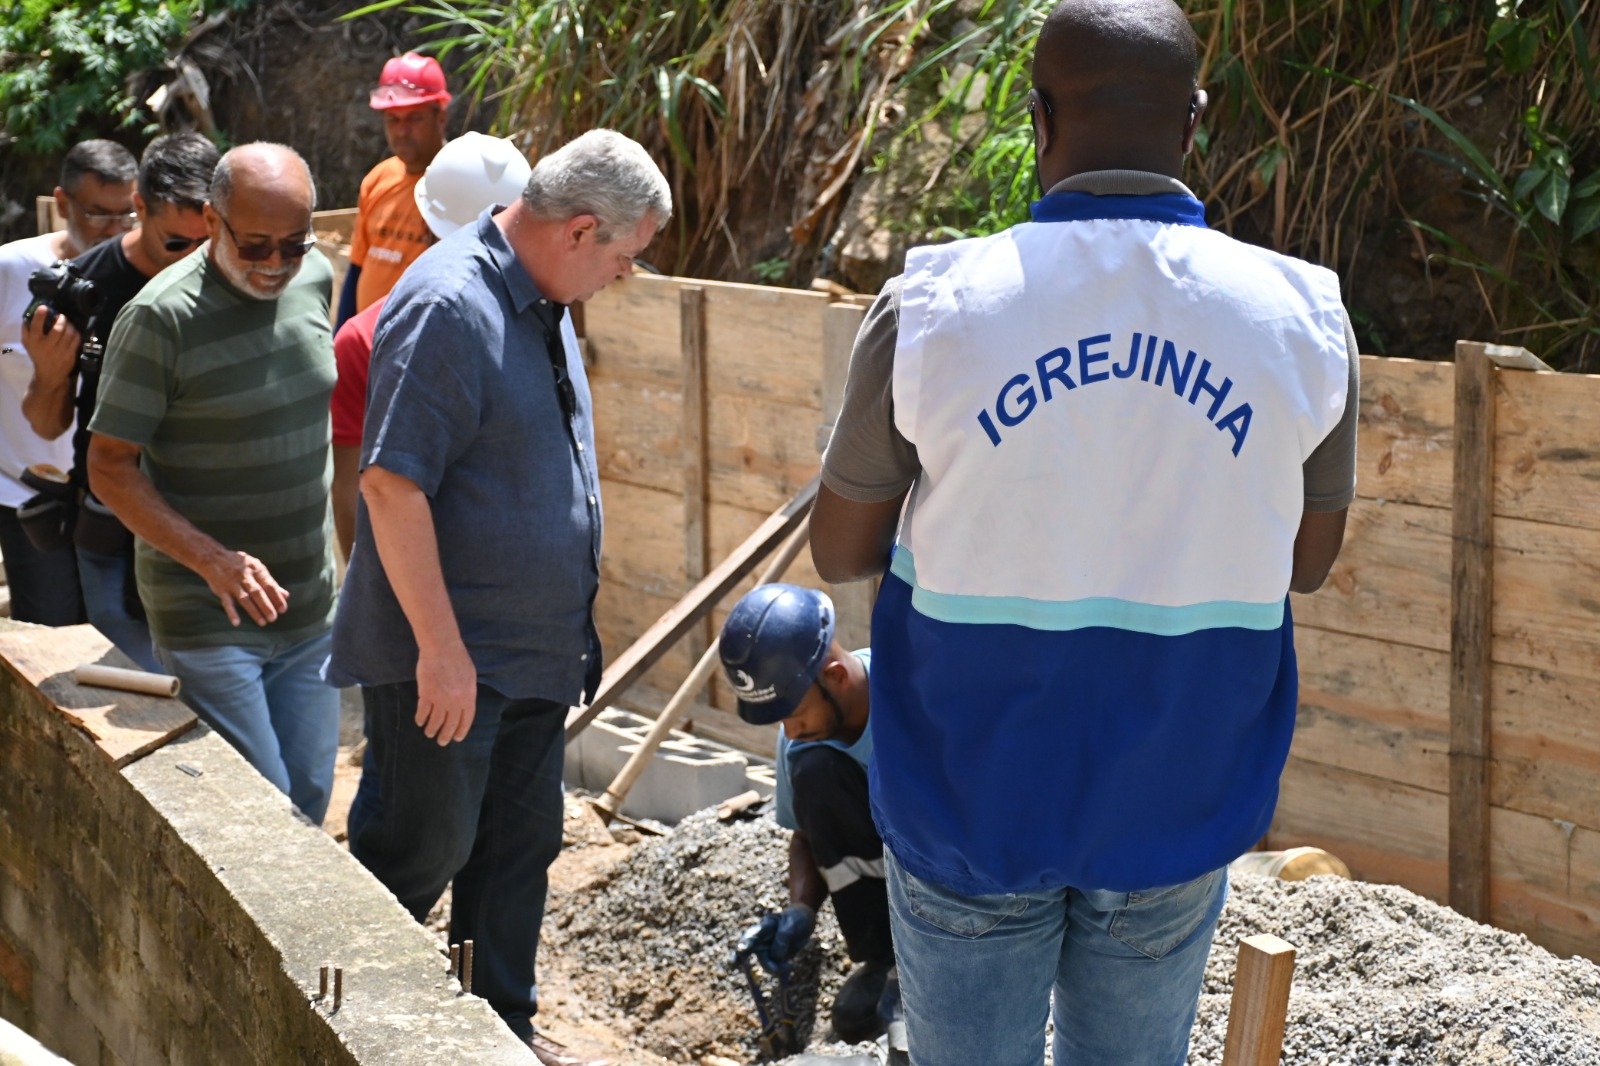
0, 234, 77, 507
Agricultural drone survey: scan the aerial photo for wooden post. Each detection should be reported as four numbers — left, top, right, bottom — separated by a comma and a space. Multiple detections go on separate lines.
1448, 340, 1495, 922
1221, 934, 1296, 1066
35, 195, 57, 236
681, 286, 712, 671
1446, 341, 1549, 921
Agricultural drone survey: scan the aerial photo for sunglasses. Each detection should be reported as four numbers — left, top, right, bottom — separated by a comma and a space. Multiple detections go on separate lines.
218, 214, 317, 263
162, 234, 208, 254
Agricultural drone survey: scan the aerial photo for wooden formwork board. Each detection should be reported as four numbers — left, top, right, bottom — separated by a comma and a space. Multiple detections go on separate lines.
578, 271, 1600, 960
583, 272, 868, 739
1268, 755, 1600, 961
1357, 355, 1600, 528
1296, 499, 1600, 687
1292, 625, 1600, 828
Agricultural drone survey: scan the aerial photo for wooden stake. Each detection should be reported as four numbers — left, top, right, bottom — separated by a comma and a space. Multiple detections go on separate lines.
1448, 340, 1495, 922
681, 286, 712, 669
1221, 934, 1296, 1066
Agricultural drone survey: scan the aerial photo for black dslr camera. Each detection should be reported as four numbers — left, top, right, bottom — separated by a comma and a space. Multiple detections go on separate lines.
24, 260, 102, 335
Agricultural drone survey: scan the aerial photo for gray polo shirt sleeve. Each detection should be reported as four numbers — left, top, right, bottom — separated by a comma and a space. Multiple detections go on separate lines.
821, 277, 1361, 511
362, 297, 482, 496
820, 276, 920, 503
1302, 318, 1360, 512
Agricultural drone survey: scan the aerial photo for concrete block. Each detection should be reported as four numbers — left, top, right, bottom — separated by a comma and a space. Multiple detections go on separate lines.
0, 927, 32, 1007
0, 1015, 70, 1064
566, 708, 750, 823
30, 970, 95, 1066
745, 761, 778, 793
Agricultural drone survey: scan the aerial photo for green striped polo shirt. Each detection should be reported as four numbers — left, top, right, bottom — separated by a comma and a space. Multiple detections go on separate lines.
90, 248, 338, 650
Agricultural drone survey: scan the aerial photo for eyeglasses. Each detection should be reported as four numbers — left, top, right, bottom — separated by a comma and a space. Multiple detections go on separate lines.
217, 214, 317, 262
162, 234, 208, 254
75, 204, 137, 229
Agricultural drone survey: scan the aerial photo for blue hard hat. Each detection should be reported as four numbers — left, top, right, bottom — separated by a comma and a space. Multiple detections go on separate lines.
719, 584, 837, 725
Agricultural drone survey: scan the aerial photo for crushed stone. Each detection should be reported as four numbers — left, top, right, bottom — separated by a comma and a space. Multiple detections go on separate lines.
539, 800, 1600, 1065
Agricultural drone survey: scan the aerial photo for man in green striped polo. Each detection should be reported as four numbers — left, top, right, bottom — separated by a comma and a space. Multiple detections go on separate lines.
87, 143, 341, 825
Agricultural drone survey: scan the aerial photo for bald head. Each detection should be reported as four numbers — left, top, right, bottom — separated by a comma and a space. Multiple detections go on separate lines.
210, 142, 316, 217
204, 143, 318, 300
1030, 0, 1204, 184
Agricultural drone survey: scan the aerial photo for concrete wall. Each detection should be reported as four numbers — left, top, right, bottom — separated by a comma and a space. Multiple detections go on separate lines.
0, 622, 533, 1064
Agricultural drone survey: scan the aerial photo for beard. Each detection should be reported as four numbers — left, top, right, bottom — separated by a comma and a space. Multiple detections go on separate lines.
213, 241, 301, 300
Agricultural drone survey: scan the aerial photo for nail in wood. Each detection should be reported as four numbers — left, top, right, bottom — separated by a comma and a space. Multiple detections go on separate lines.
333, 967, 343, 1011
462, 940, 474, 994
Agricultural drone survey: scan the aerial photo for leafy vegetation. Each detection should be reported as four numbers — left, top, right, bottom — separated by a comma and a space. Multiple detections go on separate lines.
356, 0, 1598, 368
0, 0, 251, 154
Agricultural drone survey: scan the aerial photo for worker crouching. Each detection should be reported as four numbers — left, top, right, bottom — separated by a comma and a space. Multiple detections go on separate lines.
719, 583, 898, 1044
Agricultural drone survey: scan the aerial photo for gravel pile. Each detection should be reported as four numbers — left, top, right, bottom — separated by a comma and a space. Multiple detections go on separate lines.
544, 800, 1600, 1064
1190, 875, 1600, 1065
544, 806, 869, 1063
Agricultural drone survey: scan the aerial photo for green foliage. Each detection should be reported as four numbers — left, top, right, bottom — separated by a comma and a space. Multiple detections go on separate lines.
342, 0, 949, 276
356, 0, 1600, 366
0, 0, 251, 154
881, 0, 1600, 368
752, 257, 790, 284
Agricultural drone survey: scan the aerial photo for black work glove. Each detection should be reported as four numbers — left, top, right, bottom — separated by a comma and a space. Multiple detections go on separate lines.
740, 904, 816, 974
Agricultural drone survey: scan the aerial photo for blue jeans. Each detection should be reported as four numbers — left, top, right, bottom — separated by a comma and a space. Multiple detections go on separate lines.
155, 630, 339, 824
76, 546, 159, 672
347, 681, 566, 1042
885, 850, 1227, 1066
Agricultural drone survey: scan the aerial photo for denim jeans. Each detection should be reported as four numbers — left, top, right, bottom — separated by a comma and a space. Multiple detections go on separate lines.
76, 546, 159, 672
347, 681, 566, 1042
885, 850, 1227, 1066
155, 630, 339, 824
0, 504, 85, 625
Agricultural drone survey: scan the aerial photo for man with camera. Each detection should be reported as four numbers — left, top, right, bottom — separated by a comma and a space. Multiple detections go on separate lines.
0, 138, 137, 625
20, 133, 218, 670
87, 143, 341, 826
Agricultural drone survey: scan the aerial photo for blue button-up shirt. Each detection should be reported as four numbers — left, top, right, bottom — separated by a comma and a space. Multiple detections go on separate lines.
326, 208, 603, 702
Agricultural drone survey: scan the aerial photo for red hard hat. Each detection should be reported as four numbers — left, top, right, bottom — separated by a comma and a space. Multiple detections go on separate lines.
370, 52, 451, 111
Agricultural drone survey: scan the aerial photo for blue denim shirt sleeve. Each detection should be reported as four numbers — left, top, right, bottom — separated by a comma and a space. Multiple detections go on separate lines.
362, 297, 481, 496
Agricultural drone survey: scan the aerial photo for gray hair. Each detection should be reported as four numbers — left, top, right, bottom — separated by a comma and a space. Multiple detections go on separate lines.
521, 129, 671, 241
210, 142, 318, 214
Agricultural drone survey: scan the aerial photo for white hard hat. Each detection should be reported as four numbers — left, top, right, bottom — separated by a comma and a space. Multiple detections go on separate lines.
414, 131, 533, 239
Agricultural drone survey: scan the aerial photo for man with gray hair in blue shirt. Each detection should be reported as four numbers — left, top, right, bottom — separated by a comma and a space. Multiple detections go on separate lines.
326, 129, 670, 1066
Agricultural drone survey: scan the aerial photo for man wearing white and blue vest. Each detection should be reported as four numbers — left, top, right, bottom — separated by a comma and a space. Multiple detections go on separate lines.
809, 1, 1357, 1063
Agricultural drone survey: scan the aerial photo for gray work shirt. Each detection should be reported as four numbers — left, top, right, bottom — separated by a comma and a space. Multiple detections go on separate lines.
822, 170, 1360, 511
326, 208, 603, 702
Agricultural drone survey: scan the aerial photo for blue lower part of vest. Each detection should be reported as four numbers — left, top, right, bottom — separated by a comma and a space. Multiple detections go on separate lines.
868, 568, 1297, 895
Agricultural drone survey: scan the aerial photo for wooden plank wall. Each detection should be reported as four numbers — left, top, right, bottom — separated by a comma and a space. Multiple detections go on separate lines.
581, 277, 1599, 961
1278, 355, 1600, 962
580, 273, 870, 755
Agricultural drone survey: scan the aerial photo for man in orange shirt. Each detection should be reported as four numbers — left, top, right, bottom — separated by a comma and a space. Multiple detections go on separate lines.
336, 52, 450, 330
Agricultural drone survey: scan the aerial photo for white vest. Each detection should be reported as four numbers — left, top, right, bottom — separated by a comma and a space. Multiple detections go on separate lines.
894, 216, 1348, 625
867, 193, 1351, 895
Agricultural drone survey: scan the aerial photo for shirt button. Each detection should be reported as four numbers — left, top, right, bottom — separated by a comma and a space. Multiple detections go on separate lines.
575, 441, 585, 452
587, 495, 596, 506
539, 298, 548, 305
580, 653, 588, 661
